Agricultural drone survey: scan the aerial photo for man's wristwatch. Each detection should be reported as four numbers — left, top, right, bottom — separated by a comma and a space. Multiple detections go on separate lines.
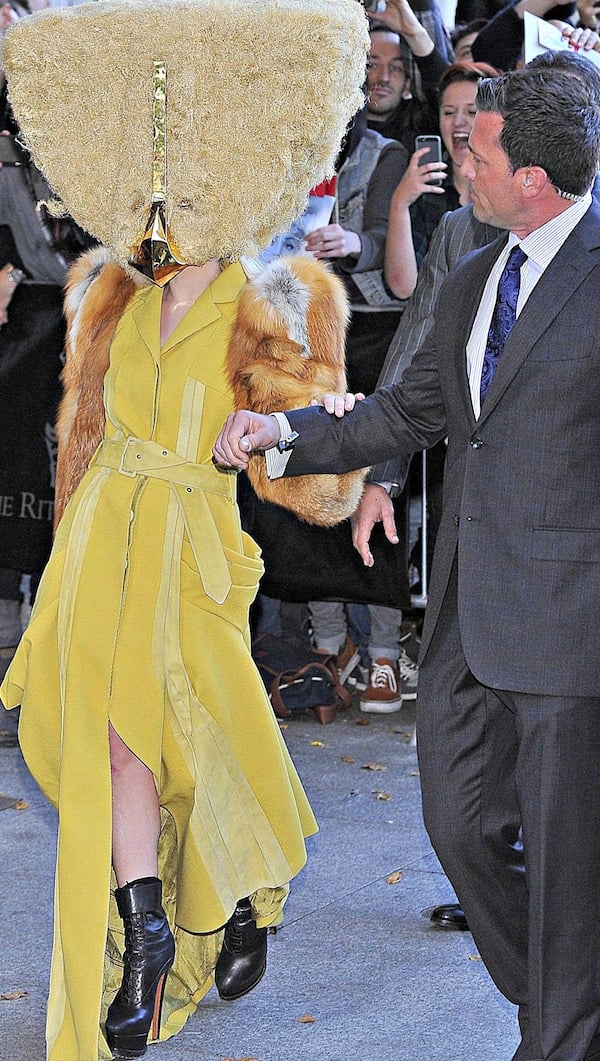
270, 411, 299, 453
277, 430, 299, 453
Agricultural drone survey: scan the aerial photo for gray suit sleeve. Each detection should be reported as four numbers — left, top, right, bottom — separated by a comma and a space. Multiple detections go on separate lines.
368, 208, 500, 488
282, 332, 448, 478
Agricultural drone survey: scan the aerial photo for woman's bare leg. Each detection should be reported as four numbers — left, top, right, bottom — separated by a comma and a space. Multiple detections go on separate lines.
109, 723, 161, 887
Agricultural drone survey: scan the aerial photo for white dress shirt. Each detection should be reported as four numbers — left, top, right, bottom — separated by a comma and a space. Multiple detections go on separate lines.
467, 194, 591, 419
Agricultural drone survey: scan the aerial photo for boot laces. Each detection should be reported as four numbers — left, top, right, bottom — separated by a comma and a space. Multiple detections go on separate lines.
122, 913, 147, 1003
225, 907, 255, 953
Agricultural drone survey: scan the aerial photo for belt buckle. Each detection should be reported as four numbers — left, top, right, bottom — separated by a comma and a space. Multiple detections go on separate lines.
117, 436, 139, 478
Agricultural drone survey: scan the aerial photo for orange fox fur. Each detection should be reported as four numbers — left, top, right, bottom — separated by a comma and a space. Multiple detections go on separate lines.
54, 247, 140, 527
54, 249, 365, 531
227, 255, 366, 525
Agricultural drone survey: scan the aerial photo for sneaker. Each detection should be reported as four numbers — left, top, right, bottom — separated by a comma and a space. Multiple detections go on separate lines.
335, 637, 361, 687
360, 658, 402, 714
346, 661, 369, 691
399, 626, 421, 665
398, 648, 418, 701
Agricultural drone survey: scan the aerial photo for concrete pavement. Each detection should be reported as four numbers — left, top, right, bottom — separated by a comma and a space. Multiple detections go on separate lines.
0, 695, 520, 1061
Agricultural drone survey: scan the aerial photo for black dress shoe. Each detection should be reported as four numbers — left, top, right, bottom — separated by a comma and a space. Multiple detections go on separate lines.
429, 903, 469, 930
215, 897, 267, 1001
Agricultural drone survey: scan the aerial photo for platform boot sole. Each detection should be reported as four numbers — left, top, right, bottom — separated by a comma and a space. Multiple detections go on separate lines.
106, 960, 171, 1058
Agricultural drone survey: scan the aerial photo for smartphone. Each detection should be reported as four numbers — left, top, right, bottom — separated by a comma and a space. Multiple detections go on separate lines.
415, 135, 443, 185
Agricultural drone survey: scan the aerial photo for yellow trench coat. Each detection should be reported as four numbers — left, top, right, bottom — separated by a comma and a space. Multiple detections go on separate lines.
1, 262, 317, 1060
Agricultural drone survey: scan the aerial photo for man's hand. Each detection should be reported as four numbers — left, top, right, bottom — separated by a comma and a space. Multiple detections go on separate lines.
212, 410, 280, 470
0, 262, 18, 325
351, 482, 398, 567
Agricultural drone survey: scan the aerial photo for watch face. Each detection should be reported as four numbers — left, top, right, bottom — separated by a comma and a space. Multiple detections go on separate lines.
277, 431, 299, 453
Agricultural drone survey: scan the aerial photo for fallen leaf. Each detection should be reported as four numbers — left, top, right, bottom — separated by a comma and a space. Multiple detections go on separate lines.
13, 800, 28, 811
372, 791, 392, 801
361, 762, 387, 772
310, 740, 325, 748
298, 1014, 316, 1024
0, 793, 25, 812
468, 954, 482, 962
340, 755, 355, 763
278, 723, 288, 730
355, 718, 370, 726
386, 871, 403, 885
0, 991, 28, 1001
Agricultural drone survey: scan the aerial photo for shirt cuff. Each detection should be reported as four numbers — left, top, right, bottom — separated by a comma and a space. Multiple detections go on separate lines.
265, 412, 293, 479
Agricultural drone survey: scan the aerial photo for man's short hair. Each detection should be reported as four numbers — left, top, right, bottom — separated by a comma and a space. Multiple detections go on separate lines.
476, 61, 600, 197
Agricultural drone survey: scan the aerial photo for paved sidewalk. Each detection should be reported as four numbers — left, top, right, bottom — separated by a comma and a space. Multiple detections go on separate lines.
0, 696, 519, 1061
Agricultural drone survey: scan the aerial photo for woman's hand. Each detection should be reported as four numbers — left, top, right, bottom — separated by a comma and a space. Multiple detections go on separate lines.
550, 18, 600, 48
305, 223, 361, 260
212, 411, 281, 470
309, 391, 366, 416
366, 0, 435, 57
392, 147, 447, 209
384, 148, 446, 301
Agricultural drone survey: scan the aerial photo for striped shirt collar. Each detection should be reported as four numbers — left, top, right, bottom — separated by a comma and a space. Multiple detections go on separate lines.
505, 190, 592, 271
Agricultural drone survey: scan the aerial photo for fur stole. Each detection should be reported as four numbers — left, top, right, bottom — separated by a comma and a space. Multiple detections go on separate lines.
54, 250, 365, 531
54, 246, 142, 527
227, 255, 366, 525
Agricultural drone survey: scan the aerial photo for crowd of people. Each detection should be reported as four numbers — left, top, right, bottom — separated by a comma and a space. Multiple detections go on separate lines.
3, 0, 600, 1059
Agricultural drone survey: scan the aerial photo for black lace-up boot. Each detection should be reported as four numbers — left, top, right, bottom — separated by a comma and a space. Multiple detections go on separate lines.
105, 877, 175, 1059
215, 896, 268, 1001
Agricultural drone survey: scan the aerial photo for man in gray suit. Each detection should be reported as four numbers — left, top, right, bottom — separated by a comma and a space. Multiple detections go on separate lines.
215, 64, 600, 1059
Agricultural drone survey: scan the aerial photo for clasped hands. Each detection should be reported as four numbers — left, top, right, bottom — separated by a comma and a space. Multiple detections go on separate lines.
212, 392, 399, 567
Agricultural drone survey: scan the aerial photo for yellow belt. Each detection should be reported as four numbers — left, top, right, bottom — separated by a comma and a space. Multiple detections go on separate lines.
91, 437, 235, 604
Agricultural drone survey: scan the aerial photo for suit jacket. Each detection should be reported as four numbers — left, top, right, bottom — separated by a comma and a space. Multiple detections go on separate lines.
371, 204, 500, 488
284, 199, 600, 697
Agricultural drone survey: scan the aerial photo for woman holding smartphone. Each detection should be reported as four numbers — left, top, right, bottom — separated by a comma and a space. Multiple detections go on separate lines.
383, 61, 498, 300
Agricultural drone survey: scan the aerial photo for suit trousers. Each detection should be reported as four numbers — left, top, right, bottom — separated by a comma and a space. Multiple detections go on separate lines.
416, 561, 600, 1061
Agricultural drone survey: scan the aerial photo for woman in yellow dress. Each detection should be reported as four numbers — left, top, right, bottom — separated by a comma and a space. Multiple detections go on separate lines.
0, 0, 369, 1057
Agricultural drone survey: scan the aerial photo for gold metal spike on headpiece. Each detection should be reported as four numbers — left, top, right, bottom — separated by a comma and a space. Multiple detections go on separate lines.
129, 61, 187, 285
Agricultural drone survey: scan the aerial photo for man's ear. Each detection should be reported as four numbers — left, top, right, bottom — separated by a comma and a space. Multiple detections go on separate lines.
520, 166, 548, 196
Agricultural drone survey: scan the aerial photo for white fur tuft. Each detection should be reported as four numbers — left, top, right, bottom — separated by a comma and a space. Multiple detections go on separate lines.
252, 257, 312, 357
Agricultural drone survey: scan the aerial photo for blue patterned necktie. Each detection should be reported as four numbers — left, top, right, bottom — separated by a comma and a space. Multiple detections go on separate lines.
480, 245, 527, 403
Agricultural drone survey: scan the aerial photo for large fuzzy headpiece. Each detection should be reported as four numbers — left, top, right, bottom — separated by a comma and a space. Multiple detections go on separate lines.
3, 0, 368, 270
